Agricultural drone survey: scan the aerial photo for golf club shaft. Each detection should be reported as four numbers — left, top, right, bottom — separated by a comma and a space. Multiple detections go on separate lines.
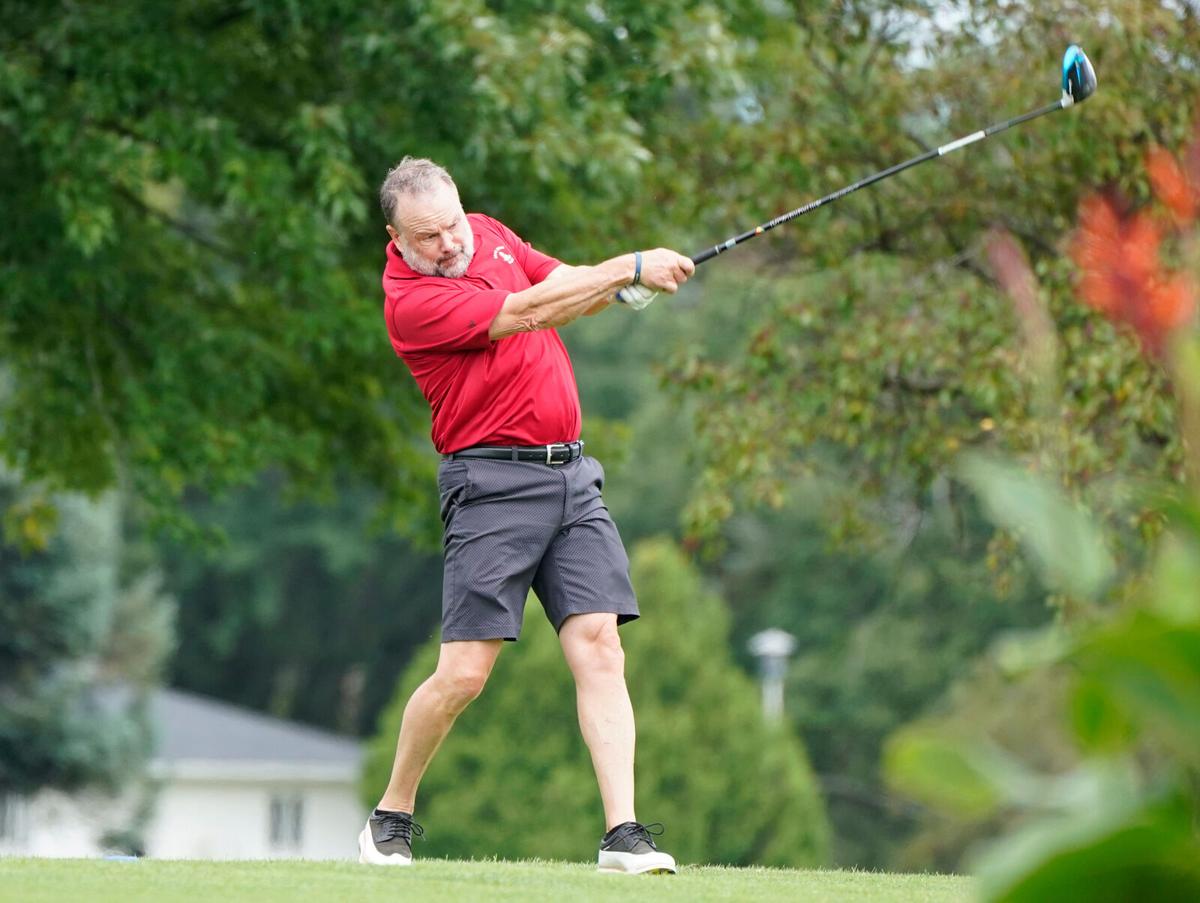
691, 97, 1068, 265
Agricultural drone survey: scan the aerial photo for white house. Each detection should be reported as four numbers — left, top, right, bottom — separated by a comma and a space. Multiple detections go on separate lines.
0, 687, 366, 860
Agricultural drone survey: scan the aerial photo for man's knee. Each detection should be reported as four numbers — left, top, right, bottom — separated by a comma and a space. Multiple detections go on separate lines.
431, 664, 490, 711
432, 640, 501, 709
564, 616, 625, 676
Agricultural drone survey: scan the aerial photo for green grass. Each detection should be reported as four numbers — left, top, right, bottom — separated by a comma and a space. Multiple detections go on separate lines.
0, 857, 971, 902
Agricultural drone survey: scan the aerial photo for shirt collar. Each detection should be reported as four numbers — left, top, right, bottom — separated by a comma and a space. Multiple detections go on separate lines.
384, 239, 422, 280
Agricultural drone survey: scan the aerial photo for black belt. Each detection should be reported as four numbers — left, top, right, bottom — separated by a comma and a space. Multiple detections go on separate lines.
444, 441, 584, 465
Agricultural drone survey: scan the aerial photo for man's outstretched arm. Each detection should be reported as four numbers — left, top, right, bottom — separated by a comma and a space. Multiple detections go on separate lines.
541, 264, 609, 317
489, 249, 693, 339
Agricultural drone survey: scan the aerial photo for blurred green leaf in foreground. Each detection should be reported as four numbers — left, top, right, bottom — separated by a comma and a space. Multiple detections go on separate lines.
886, 114, 1200, 902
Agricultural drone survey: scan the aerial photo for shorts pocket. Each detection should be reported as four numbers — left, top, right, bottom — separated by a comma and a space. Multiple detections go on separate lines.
588, 456, 606, 491
437, 461, 471, 524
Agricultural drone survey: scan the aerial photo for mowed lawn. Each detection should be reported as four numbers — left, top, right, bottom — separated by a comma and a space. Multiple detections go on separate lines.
1, 857, 971, 903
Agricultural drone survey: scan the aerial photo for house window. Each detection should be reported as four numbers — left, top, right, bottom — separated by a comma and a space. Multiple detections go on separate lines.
268, 794, 304, 850
0, 793, 28, 843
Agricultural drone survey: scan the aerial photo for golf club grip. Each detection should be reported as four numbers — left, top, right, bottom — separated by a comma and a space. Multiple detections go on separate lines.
692, 246, 721, 265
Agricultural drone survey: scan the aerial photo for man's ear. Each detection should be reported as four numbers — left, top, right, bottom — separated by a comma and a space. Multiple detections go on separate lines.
386, 224, 400, 243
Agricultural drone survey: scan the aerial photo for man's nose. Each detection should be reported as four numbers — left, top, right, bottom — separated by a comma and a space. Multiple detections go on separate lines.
438, 231, 458, 253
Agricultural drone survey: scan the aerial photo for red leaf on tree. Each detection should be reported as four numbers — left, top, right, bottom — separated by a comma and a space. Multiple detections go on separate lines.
1148, 276, 1196, 334
1073, 196, 1196, 358
1147, 146, 1197, 224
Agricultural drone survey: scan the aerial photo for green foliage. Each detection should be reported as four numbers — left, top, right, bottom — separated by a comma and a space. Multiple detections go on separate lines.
713, 497, 1051, 868
671, 248, 1178, 556
667, 1, 1198, 546
0, 476, 173, 795
363, 538, 829, 866
885, 312, 1200, 898
1073, 613, 1200, 764
958, 454, 1115, 601
161, 477, 442, 735
645, 14, 1200, 875
0, 0, 779, 536
977, 793, 1200, 903
884, 729, 1005, 819
0, 679, 147, 796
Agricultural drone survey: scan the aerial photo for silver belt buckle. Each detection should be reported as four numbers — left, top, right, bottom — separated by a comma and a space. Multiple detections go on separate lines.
546, 443, 569, 464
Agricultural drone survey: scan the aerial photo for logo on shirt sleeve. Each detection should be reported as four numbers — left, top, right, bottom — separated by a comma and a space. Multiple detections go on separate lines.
492, 244, 515, 265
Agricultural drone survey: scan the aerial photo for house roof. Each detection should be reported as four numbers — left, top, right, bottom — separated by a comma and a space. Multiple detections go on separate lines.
98, 685, 363, 782
150, 687, 362, 767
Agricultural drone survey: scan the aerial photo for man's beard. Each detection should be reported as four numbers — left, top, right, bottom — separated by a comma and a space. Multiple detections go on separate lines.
399, 235, 475, 278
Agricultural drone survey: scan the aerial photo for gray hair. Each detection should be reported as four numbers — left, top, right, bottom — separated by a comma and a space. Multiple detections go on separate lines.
379, 157, 457, 226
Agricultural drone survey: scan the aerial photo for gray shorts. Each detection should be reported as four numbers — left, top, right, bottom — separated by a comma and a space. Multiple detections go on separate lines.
436, 454, 639, 641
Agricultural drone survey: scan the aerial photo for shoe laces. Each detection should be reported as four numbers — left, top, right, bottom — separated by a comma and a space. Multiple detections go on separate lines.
377, 812, 424, 844
609, 821, 664, 849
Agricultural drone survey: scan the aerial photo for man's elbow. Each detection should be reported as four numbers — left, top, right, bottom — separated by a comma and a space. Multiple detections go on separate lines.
490, 298, 544, 339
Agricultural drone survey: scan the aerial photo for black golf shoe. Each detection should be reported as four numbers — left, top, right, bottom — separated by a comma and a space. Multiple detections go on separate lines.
358, 808, 424, 866
597, 821, 677, 874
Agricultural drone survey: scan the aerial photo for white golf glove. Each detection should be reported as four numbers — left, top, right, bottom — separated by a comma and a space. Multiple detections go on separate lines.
615, 283, 659, 311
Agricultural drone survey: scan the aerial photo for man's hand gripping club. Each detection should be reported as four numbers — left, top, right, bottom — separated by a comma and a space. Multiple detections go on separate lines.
615, 248, 694, 311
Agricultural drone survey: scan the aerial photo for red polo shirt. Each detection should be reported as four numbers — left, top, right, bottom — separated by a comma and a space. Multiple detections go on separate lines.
383, 214, 582, 453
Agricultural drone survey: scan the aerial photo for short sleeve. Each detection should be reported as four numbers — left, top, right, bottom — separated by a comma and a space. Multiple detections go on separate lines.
485, 216, 563, 285
387, 283, 508, 354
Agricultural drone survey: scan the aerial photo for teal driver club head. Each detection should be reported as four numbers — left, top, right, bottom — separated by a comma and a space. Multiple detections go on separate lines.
1062, 44, 1097, 105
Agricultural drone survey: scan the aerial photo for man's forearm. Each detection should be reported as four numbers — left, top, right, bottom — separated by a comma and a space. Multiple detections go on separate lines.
489, 256, 634, 339
545, 264, 613, 317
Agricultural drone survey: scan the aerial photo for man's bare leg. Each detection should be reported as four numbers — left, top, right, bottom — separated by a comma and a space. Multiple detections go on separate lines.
377, 638, 503, 813
558, 613, 636, 830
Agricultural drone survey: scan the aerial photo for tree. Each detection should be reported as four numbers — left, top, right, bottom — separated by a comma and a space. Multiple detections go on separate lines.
0, 473, 174, 797
161, 476, 443, 735
362, 538, 830, 866
0, 0, 782, 537
709, 491, 1052, 868
665, 2, 1200, 552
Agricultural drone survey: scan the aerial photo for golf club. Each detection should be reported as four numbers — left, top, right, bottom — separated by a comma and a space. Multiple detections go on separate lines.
690, 44, 1097, 265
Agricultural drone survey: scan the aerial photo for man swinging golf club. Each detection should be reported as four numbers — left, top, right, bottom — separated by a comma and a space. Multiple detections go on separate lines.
359, 156, 693, 874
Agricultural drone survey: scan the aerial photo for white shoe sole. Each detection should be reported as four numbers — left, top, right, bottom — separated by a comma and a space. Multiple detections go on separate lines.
357, 825, 413, 866
597, 849, 678, 875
